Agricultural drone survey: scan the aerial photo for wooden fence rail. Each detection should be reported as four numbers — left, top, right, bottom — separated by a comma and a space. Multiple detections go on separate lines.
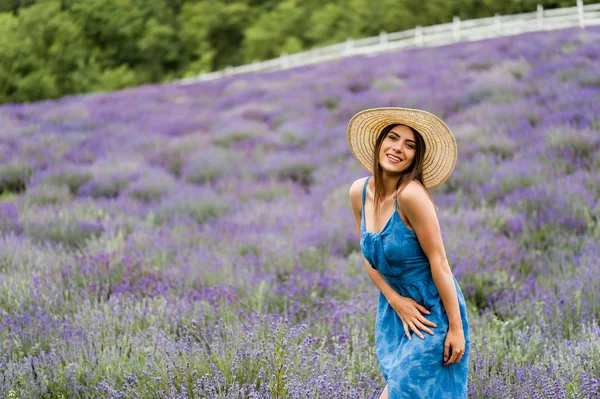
177, 0, 600, 84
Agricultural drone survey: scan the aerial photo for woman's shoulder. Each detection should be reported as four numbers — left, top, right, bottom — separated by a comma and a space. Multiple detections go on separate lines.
348, 176, 371, 209
349, 176, 370, 195
397, 179, 429, 202
397, 179, 436, 219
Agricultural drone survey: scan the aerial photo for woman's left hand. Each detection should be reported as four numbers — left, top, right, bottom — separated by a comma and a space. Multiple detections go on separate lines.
443, 326, 466, 366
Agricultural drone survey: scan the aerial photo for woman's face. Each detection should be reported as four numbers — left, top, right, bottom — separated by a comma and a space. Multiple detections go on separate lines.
378, 125, 416, 174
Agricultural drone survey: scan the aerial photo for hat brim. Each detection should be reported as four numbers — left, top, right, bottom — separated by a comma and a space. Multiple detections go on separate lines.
347, 107, 457, 190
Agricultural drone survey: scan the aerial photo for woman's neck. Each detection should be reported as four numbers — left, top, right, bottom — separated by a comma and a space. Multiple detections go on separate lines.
374, 172, 403, 199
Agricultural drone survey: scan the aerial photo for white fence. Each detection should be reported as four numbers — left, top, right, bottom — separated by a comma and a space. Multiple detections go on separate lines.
178, 0, 600, 84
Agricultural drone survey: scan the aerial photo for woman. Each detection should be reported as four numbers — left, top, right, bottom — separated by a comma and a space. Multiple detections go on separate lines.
347, 108, 470, 398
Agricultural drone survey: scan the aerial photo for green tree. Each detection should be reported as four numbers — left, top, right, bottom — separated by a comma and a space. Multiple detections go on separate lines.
241, 0, 310, 62
138, 18, 184, 81
305, 3, 362, 45
71, 0, 185, 85
0, 12, 20, 102
70, 0, 145, 68
1, 0, 600, 104
0, 2, 91, 103
0, 0, 35, 13
180, 0, 254, 73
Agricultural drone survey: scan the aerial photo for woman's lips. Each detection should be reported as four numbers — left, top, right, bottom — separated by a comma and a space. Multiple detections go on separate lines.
387, 154, 402, 164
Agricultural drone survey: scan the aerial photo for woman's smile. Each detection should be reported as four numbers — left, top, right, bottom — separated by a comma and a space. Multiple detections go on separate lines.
386, 154, 402, 164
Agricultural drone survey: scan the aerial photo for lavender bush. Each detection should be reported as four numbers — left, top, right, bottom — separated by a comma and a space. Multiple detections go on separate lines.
1, 26, 599, 398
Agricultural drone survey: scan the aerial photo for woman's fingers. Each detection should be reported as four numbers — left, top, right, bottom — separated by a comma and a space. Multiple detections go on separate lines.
414, 302, 430, 315
402, 320, 412, 341
443, 342, 450, 363
417, 314, 438, 328
443, 346, 461, 366
413, 319, 434, 336
397, 307, 437, 339
408, 321, 425, 340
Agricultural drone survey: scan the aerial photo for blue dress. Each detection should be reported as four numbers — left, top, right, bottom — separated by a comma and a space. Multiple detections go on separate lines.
359, 176, 470, 398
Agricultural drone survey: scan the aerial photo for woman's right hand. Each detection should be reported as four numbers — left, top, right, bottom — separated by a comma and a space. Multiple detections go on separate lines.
388, 294, 437, 340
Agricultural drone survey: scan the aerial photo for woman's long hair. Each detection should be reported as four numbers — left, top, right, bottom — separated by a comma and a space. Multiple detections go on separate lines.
371, 123, 438, 227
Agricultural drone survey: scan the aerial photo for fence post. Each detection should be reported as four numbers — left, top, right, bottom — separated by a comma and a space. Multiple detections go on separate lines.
379, 31, 388, 44
577, 0, 585, 29
494, 13, 502, 34
452, 16, 461, 41
415, 25, 423, 47
343, 38, 355, 56
280, 53, 289, 69
537, 4, 544, 29
379, 31, 388, 51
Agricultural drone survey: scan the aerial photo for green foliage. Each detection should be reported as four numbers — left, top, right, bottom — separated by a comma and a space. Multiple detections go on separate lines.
0, 0, 35, 13
78, 177, 130, 199
138, 18, 182, 81
546, 127, 599, 160
23, 183, 73, 208
242, 0, 310, 62
180, 1, 254, 73
155, 197, 229, 226
182, 147, 236, 185
128, 180, 173, 203
93, 64, 138, 92
70, 0, 145, 65
0, 162, 32, 194
25, 216, 104, 250
0, 2, 90, 103
212, 131, 256, 148
461, 271, 506, 312
44, 169, 92, 196
2, 0, 600, 104
278, 162, 316, 189
254, 185, 290, 201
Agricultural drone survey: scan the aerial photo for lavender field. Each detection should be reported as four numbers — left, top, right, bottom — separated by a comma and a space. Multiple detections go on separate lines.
1, 26, 600, 398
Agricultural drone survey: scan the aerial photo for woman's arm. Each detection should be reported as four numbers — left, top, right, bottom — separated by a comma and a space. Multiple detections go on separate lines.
399, 181, 466, 365
349, 178, 437, 340
398, 180, 463, 331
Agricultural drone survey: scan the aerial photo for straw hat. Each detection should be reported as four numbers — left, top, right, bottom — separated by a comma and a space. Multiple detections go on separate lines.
347, 107, 457, 190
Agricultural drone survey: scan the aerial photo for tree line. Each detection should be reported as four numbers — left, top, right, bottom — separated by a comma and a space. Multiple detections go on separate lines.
0, 0, 595, 104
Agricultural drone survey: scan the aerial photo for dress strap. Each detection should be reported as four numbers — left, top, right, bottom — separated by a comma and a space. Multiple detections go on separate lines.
362, 176, 370, 206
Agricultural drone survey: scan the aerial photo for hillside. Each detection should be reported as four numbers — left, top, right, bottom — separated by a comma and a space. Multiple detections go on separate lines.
1, 26, 599, 397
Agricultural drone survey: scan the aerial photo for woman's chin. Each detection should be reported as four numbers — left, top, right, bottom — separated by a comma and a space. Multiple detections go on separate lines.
380, 163, 406, 174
